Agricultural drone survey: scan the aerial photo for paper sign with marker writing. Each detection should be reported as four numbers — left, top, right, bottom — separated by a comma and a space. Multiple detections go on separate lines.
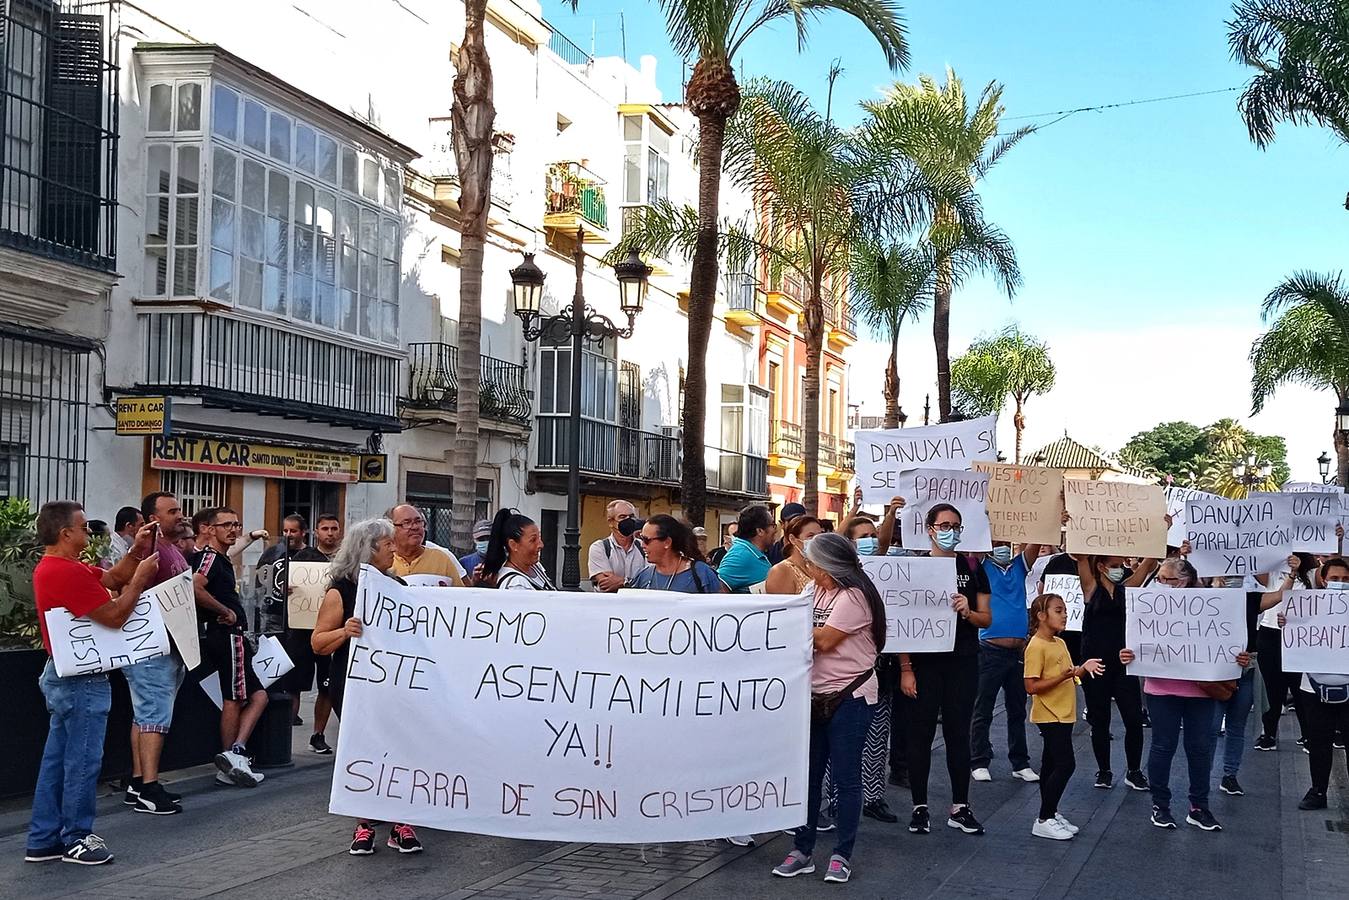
861, 556, 957, 653
855, 415, 997, 504
199, 635, 295, 707
1187, 493, 1336, 577
1040, 575, 1084, 633
329, 567, 812, 842
45, 595, 170, 677
1064, 480, 1166, 559
403, 573, 460, 588
287, 561, 331, 630
1163, 486, 1221, 548
147, 571, 199, 669
1124, 587, 1245, 681
975, 462, 1064, 545
1251, 490, 1339, 555
897, 468, 992, 552
1281, 590, 1349, 675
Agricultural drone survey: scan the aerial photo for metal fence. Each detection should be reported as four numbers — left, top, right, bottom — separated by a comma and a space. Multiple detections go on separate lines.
404, 342, 531, 424
548, 29, 591, 66
770, 420, 802, 459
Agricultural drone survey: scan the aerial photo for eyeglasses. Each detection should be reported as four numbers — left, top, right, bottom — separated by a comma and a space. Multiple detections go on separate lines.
930, 523, 963, 533
393, 519, 425, 529
213, 521, 242, 529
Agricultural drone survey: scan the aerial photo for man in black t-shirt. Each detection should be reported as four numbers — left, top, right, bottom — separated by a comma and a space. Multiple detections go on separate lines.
277, 513, 342, 754
192, 507, 267, 789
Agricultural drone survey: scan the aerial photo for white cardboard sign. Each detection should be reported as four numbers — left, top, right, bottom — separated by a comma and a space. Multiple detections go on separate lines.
897, 469, 993, 552
328, 567, 813, 842
198, 634, 295, 708
287, 561, 330, 631
45, 593, 170, 677
1124, 587, 1245, 681
861, 556, 957, 653
855, 415, 998, 503
146, 571, 200, 670
1041, 574, 1084, 633
1163, 486, 1221, 548
1281, 589, 1349, 675
1186, 493, 1337, 577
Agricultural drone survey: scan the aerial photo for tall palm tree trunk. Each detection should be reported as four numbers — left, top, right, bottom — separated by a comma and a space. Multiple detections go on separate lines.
450, 0, 494, 554
933, 248, 953, 422
1337, 394, 1349, 488
883, 326, 901, 430
801, 267, 826, 515
1013, 397, 1025, 464
681, 112, 727, 528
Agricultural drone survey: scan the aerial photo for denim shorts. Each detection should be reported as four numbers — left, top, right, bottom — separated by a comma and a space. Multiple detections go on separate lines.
123, 654, 185, 733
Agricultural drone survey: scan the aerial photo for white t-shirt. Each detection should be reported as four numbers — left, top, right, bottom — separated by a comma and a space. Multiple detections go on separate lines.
1258, 567, 1293, 630
586, 536, 647, 586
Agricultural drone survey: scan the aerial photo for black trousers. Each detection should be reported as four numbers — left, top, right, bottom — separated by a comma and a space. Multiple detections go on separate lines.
1304, 690, 1349, 793
905, 653, 978, 808
1082, 657, 1144, 774
1256, 627, 1308, 740
1036, 722, 1076, 820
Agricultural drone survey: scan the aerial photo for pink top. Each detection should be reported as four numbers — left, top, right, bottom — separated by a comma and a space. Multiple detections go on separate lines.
812, 587, 878, 704
1143, 677, 1208, 698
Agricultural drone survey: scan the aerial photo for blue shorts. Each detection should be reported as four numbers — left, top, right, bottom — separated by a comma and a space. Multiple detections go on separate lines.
123, 654, 184, 733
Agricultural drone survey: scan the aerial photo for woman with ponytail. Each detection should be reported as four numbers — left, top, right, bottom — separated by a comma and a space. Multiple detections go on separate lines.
482, 509, 555, 591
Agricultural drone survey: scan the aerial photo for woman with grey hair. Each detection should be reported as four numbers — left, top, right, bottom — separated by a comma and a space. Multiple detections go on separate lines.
311, 518, 423, 856
772, 532, 886, 885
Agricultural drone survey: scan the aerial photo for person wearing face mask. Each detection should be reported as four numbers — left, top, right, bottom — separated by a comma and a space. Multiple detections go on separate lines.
767, 516, 825, 593
847, 517, 881, 557
458, 519, 493, 578
1073, 551, 1158, 791
970, 537, 1051, 784
1254, 553, 1316, 752
894, 502, 992, 837
1208, 559, 1277, 797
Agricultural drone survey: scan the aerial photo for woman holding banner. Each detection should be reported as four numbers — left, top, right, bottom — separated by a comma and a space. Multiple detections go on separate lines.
772, 533, 886, 884
482, 510, 557, 591
1254, 553, 1316, 753
312, 517, 424, 856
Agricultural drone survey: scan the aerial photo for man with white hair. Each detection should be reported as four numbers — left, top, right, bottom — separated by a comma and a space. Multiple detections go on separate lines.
586, 500, 646, 592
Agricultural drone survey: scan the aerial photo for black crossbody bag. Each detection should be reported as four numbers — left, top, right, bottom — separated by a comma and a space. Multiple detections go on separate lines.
811, 670, 873, 723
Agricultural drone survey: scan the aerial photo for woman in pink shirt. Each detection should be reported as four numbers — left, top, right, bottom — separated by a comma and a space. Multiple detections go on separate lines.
771, 533, 886, 885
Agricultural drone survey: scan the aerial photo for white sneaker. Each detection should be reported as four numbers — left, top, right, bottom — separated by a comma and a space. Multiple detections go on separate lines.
1032, 817, 1073, 840
1013, 768, 1041, 783
724, 834, 755, 847
214, 750, 264, 788
971, 767, 992, 782
1054, 813, 1079, 835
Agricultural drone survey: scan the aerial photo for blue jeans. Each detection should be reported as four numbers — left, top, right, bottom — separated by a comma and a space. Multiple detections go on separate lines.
1146, 692, 1218, 811
970, 642, 1030, 770
27, 660, 111, 850
123, 653, 183, 732
1214, 667, 1256, 777
796, 696, 874, 861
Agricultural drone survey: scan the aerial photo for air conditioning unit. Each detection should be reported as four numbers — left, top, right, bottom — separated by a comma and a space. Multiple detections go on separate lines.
655, 425, 683, 480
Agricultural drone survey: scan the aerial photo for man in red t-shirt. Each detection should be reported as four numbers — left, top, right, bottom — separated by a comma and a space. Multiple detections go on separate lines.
25, 501, 157, 867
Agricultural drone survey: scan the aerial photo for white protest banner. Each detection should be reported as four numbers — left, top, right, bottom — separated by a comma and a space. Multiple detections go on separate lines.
861, 556, 957, 653
329, 567, 812, 842
1124, 587, 1245, 681
1281, 590, 1349, 675
146, 570, 199, 669
897, 468, 992, 552
287, 561, 331, 630
403, 573, 460, 588
1041, 574, 1084, 632
1163, 486, 1221, 547
1064, 480, 1167, 559
45, 594, 170, 677
1186, 493, 1335, 577
1253, 490, 1340, 555
1281, 481, 1332, 493
975, 462, 1064, 545
198, 634, 295, 707
855, 415, 997, 504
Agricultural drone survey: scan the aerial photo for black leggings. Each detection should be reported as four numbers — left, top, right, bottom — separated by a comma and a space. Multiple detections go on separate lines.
1082, 658, 1144, 774
1304, 691, 1349, 793
905, 654, 978, 808
1256, 627, 1308, 739
1037, 722, 1076, 820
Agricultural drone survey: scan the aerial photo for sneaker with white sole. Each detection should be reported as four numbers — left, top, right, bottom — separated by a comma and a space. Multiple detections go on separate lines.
1012, 768, 1040, 783
309, 733, 333, 755
947, 806, 985, 834
62, 834, 113, 865
823, 854, 852, 883
1151, 806, 1177, 829
1186, 808, 1223, 832
214, 750, 264, 788
23, 845, 65, 863
387, 823, 423, 853
349, 823, 375, 855
1032, 817, 1073, 840
1124, 770, 1150, 792
1054, 813, 1079, 834
725, 835, 755, 847
772, 850, 815, 878
971, 767, 992, 782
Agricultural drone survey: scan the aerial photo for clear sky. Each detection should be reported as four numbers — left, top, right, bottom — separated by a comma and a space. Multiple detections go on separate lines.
542, 0, 1349, 480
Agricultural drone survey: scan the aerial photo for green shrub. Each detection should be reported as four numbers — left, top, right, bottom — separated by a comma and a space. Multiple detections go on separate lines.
0, 499, 42, 650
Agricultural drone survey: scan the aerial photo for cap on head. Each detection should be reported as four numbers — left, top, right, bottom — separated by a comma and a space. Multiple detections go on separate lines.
781, 502, 807, 522
472, 519, 492, 539
692, 526, 707, 538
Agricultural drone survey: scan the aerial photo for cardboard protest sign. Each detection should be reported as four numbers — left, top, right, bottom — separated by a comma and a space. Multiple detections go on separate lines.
45, 594, 170, 677
1041, 574, 1084, 633
897, 468, 992, 552
1253, 490, 1340, 555
855, 415, 997, 504
1064, 480, 1167, 559
1281, 590, 1349, 675
1186, 493, 1336, 577
1163, 486, 1221, 548
975, 462, 1064, 545
287, 561, 330, 631
861, 556, 957, 653
146, 570, 199, 669
329, 567, 812, 842
199, 635, 295, 708
1123, 587, 1245, 681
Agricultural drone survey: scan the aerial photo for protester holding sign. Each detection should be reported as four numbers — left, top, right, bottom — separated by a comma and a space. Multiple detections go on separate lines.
282, 513, 340, 754
26, 501, 158, 866
311, 517, 423, 855
1285, 559, 1349, 812
481, 509, 557, 591
631, 515, 725, 593
765, 516, 823, 595
772, 533, 884, 884
1255, 554, 1316, 751
895, 501, 991, 837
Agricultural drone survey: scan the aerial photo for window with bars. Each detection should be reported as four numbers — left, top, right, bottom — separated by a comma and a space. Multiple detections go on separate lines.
158, 469, 228, 518
0, 324, 91, 505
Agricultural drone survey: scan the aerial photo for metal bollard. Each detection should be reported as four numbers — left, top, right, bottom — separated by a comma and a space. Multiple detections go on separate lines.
247, 689, 295, 769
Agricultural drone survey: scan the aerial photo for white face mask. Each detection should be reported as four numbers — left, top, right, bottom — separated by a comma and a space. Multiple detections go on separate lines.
1328, 580, 1349, 591
1105, 567, 1126, 584
990, 546, 1013, 565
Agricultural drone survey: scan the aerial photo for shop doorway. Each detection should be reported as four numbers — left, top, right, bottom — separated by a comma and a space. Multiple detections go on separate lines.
280, 480, 341, 540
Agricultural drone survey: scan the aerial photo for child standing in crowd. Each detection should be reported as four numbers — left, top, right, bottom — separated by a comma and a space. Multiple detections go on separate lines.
1023, 593, 1103, 840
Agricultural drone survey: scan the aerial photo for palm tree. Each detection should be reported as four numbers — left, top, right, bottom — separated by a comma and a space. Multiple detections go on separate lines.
1250, 270, 1349, 485
1199, 419, 1278, 498
949, 324, 1056, 463
1228, 1, 1349, 149
849, 242, 935, 429
657, 0, 909, 525
865, 69, 1031, 422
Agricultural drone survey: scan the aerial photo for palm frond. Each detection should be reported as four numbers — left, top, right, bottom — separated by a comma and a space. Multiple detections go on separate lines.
1249, 297, 1349, 413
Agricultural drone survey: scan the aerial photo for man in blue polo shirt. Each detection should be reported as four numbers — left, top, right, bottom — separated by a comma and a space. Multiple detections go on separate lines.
718, 504, 775, 592
970, 537, 1050, 784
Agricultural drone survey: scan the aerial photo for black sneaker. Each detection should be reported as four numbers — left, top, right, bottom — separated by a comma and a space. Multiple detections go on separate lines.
1296, 736, 1308, 748
1335, 739, 1347, 751
1094, 770, 1113, 789
23, 845, 65, 863
292, 715, 303, 726
908, 805, 930, 834
62, 834, 112, 865
133, 782, 182, 816
309, 733, 333, 755
349, 823, 375, 855
387, 823, 423, 853
122, 780, 140, 806
863, 799, 899, 823
1254, 734, 1277, 752
1299, 789, 1328, 811
1124, 770, 1150, 792
1220, 775, 1244, 796
1150, 806, 1177, 829
947, 806, 985, 835
1185, 808, 1223, 831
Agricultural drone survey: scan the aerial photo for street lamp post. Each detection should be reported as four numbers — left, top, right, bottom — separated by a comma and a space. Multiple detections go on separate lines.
1231, 452, 1273, 494
510, 227, 650, 590
1318, 451, 1332, 484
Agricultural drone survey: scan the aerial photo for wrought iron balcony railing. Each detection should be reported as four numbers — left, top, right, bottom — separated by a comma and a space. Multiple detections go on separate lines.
771, 420, 802, 459
404, 342, 531, 424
